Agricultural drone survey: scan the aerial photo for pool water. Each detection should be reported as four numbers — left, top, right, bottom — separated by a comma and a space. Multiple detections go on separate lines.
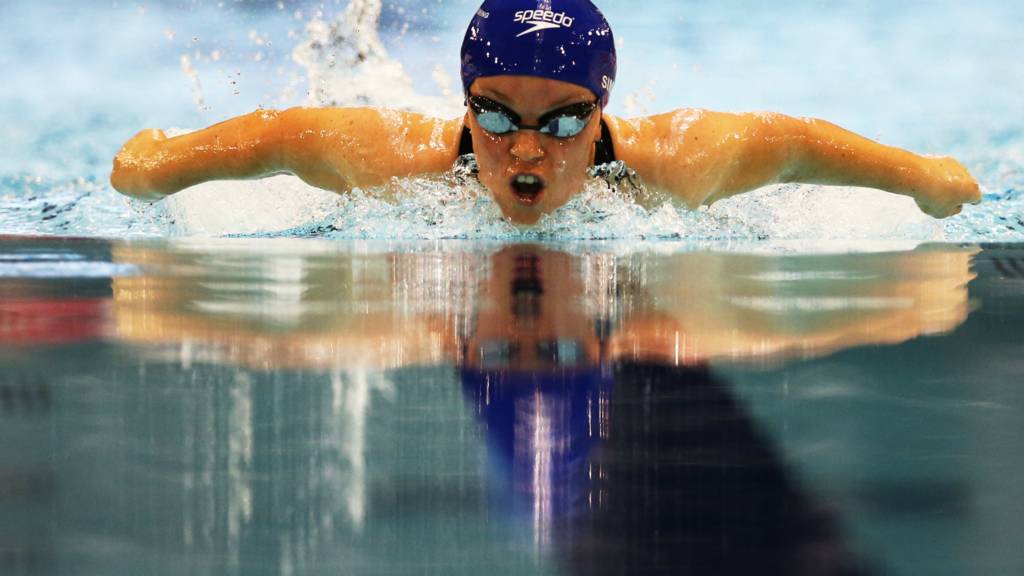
2, 1, 1024, 574
0, 0, 1022, 240
2, 236, 1023, 575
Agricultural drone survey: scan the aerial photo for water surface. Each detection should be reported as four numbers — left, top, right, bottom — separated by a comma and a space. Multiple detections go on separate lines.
2, 236, 1022, 575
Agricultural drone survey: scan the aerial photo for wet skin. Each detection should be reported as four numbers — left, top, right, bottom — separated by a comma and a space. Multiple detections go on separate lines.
465, 76, 604, 225
111, 76, 982, 223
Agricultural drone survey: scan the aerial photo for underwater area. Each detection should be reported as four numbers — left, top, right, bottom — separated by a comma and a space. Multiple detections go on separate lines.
3, 237, 1024, 576
1, 1, 1023, 575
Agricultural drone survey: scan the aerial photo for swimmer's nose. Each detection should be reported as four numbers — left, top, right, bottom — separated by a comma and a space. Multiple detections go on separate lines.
510, 131, 545, 163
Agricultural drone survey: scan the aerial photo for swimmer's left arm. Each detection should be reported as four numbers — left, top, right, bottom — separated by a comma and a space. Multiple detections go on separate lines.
606, 111, 981, 218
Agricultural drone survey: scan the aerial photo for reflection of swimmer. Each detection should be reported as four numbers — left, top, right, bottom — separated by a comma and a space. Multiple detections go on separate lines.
461, 366, 609, 525
464, 248, 602, 371
460, 247, 611, 527
458, 252, 871, 572
463, 363, 873, 574
109, 244, 464, 370
609, 246, 979, 364
111, 0, 979, 225
110, 243, 976, 371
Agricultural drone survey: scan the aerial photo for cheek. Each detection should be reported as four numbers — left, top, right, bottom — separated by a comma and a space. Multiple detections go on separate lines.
552, 121, 601, 177
471, 134, 508, 178
475, 152, 504, 191
549, 140, 591, 183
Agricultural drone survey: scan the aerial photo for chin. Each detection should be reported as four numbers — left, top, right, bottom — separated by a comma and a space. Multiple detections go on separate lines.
505, 210, 544, 226
517, 185, 583, 221
495, 198, 545, 225
485, 177, 579, 226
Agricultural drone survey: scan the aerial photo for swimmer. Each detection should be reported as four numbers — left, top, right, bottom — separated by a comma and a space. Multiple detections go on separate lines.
111, 0, 982, 225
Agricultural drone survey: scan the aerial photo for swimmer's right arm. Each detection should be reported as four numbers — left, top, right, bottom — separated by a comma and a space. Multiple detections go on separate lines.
110, 108, 463, 199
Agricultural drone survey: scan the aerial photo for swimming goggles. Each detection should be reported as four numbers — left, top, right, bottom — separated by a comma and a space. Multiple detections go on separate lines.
468, 95, 598, 139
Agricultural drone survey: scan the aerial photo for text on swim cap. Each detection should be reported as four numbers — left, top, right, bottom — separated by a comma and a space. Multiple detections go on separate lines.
514, 10, 575, 37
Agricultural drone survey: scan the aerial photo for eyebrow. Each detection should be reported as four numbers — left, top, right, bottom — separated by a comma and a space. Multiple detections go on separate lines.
547, 93, 589, 109
479, 87, 512, 103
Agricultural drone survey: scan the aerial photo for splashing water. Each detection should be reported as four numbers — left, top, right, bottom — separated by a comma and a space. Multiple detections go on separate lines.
0, 0, 1021, 243
292, 0, 461, 115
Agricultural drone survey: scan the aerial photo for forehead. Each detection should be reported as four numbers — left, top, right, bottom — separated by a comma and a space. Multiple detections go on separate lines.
471, 75, 595, 108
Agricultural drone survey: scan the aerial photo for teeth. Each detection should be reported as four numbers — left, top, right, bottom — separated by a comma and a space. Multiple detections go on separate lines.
515, 175, 540, 185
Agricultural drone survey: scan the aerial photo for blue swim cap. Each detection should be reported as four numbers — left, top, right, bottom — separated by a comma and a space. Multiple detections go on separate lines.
461, 0, 617, 107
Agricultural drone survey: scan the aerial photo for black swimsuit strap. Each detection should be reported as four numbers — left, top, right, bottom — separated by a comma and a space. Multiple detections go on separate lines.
594, 119, 616, 165
457, 124, 474, 156
457, 119, 618, 165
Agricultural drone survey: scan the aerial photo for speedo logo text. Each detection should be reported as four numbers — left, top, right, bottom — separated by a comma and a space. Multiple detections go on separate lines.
513, 10, 575, 37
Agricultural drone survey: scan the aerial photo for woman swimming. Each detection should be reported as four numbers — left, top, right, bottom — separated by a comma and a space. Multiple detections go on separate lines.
111, 0, 981, 225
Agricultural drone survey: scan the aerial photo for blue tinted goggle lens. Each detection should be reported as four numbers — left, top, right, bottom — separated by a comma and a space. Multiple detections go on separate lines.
542, 115, 590, 138
469, 96, 596, 139
476, 110, 517, 135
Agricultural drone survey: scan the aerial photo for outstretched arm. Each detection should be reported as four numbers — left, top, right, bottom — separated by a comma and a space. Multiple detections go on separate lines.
606, 110, 980, 218
111, 108, 463, 200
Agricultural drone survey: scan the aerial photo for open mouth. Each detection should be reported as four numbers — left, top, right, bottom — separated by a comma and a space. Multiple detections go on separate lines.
510, 173, 546, 205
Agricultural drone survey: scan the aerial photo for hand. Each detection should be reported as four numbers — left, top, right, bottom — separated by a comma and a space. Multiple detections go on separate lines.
913, 156, 982, 218
110, 129, 169, 200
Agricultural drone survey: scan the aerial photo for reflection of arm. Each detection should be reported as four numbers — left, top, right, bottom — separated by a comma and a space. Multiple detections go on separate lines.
607, 248, 977, 365
110, 245, 462, 371
607, 111, 980, 218
111, 108, 462, 200
113, 297, 455, 370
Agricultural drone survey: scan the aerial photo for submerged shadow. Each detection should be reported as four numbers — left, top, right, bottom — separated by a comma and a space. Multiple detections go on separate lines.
576, 362, 869, 575
460, 244, 879, 575
462, 361, 873, 575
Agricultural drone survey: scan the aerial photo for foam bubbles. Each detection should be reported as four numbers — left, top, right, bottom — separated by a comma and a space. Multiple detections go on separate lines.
169, 165, 956, 242
2, 0, 1022, 245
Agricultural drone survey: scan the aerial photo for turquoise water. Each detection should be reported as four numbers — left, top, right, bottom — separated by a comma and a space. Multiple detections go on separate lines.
0, 0, 1022, 240
2, 2, 1024, 574
2, 237, 1023, 575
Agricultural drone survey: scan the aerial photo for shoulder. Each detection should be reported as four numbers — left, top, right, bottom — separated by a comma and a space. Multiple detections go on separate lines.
605, 109, 788, 158
601, 111, 708, 171
606, 109, 764, 139
603, 110, 708, 154
279, 107, 463, 140
281, 107, 466, 174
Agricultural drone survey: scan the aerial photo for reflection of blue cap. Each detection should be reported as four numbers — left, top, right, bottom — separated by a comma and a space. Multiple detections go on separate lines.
461, 367, 612, 518
461, 0, 618, 107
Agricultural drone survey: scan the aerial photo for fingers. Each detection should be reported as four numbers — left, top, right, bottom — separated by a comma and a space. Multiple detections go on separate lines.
915, 198, 966, 219
941, 202, 966, 218
912, 157, 982, 218
970, 184, 983, 205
